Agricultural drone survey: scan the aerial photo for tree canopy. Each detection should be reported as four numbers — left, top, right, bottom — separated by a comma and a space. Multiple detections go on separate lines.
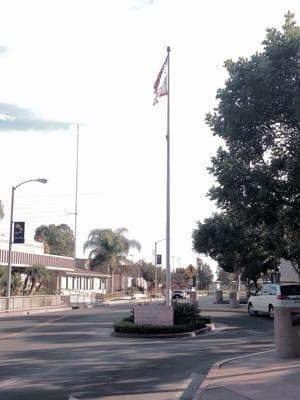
196, 259, 214, 290
34, 224, 75, 257
193, 12, 300, 285
84, 227, 141, 271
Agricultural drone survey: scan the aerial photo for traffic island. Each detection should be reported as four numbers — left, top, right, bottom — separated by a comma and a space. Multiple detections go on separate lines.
112, 323, 215, 338
112, 302, 213, 338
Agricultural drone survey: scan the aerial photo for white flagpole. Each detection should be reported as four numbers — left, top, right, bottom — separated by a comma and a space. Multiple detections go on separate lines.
74, 123, 79, 259
166, 46, 171, 306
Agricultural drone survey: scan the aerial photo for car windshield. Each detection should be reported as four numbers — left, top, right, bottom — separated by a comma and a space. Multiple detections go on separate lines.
281, 285, 300, 296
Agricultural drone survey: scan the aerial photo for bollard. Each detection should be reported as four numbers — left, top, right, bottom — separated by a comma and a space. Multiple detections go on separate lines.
215, 289, 223, 304
274, 306, 300, 358
190, 291, 198, 306
229, 291, 240, 308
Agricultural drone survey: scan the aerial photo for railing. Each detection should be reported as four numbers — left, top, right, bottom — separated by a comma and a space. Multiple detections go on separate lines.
62, 289, 104, 305
0, 295, 70, 312
69, 291, 98, 306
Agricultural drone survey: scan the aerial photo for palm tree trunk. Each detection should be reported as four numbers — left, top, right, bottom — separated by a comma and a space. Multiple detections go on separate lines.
235, 270, 241, 302
23, 275, 29, 295
111, 266, 114, 293
28, 279, 36, 295
34, 281, 44, 294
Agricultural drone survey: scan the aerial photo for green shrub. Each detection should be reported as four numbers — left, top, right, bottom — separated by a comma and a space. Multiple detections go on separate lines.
114, 320, 206, 335
173, 302, 210, 324
123, 314, 134, 323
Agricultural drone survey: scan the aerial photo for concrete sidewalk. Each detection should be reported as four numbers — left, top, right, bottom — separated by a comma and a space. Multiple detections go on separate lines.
193, 295, 300, 399
193, 349, 300, 400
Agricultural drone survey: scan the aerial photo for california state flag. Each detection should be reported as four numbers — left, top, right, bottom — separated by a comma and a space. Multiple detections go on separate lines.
153, 56, 168, 105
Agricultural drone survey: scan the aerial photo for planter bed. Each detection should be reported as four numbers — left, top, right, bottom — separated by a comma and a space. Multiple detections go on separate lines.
112, 323, 215, 338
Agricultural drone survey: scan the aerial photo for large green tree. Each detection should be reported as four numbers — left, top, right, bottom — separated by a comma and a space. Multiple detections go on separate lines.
137, 260, 165, 284
192, 212, 277, 299
34, 224, 75, 257
197, 260, 213, 290
205, 12, 300, 273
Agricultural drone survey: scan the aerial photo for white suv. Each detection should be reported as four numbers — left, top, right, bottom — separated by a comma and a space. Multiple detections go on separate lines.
247, 283, 300, 319
172, 289, 187, 299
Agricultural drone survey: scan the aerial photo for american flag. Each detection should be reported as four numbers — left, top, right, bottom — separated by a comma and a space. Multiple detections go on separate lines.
153, 55, 168, 105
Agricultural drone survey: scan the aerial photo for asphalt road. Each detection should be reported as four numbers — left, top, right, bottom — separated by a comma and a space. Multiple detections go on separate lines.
0, 304, 274, 400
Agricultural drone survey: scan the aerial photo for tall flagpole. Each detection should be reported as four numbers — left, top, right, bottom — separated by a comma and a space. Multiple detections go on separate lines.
166, 46, 171, 306
74, 123, 79, 259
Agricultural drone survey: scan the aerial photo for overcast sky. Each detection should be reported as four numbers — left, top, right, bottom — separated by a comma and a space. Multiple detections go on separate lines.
0, 0, 299, 274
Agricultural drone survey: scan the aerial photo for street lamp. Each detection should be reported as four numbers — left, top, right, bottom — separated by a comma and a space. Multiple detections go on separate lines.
154, 238, 166, 300
7, 178, 48, 298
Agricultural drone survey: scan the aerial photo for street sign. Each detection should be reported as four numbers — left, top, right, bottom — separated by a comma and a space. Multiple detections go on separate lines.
13, 222, 25, 244
185, 265, 196, 278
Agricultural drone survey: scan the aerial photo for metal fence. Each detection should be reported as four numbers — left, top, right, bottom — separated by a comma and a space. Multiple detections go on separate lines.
0, 295, 70, 312
69, 291, 98, 306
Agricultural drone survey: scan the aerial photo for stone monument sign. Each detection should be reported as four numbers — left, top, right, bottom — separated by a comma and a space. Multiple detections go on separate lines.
134, 304, 173, 326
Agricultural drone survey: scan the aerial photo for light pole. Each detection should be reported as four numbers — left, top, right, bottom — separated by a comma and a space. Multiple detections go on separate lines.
7, 178, 48, 299
154, 238, 166, 300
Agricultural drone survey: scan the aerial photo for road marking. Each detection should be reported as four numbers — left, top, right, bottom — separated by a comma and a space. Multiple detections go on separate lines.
0, 315, 66, 340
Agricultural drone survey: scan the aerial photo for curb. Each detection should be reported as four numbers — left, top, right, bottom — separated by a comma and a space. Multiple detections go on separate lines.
0, 306, 72, 318
199, 307, 247, 314
111, 323, 215, 339
192, 349, 274, 399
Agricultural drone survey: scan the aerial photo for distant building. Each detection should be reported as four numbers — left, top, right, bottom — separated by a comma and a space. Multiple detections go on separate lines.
280, 259, 300, 283
0, 240, 110, 294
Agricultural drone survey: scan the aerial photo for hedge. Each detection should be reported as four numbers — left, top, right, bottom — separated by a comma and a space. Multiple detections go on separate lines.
114, 320, 207, 335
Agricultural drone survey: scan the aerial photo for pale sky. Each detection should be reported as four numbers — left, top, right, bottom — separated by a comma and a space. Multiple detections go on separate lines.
0, 0, 299, 274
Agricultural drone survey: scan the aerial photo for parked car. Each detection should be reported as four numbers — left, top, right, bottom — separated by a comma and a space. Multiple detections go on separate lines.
247, 283, 300, 319
172, 289, 186, 299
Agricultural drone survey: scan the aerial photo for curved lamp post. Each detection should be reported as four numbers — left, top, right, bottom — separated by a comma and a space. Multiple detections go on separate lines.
7, 178, 48, 298
154, 238, 166, 300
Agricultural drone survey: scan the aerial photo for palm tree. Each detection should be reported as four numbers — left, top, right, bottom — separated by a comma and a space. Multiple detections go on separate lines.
83, 228, 141, 292
23, 265, 52, 295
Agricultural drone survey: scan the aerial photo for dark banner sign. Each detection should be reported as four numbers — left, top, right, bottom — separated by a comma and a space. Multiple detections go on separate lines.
13, 222, 25, 244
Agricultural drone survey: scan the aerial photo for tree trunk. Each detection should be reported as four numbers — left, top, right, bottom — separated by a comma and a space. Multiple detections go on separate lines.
235, 270, 241, 302
23, 275, 29, 295
110, 265, 114, 293
34, 281, 44, 294
28, 279, 36, 295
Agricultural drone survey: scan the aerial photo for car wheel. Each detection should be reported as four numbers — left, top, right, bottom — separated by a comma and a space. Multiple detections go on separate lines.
269, 305, 274, 319
248, 303, 257, 316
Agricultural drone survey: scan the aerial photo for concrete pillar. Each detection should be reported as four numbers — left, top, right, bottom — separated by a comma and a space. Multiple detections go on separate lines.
190, 291, 197, 306
215, 289, 223, 304
274, 306, 300, 358
229, 291, 240, 308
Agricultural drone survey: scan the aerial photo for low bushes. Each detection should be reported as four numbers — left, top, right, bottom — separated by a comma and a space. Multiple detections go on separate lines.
173, 302, 210, 324
114, 320, 206, 335
114, 303, 210, 335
